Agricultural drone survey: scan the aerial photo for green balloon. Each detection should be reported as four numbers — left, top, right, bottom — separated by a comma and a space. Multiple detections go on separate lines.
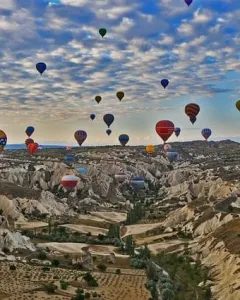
95, 96, 102, 103
99, 28, 107, 38
116, 91, 124, 101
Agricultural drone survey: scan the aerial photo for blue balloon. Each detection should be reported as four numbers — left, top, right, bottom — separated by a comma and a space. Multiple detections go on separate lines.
90, 114, 95, 120
119, 134, 129, 146
161, 79, 169, 89
131, 177, 145, 191
190, 116, 196, 124
103, 114, 114, 128
106, 129, 112, 136
25, 126, 35, 137
175, 127, 181, 137
36, 62, 47, 75
166, 151, 179, 162
76, 167, 87, 175
64, 153, 75, 164
201, 128, 212, 140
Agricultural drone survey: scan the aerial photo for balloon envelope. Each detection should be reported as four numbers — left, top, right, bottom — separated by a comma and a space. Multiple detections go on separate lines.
155, 120, 175, 143
76, 168, 87, 175
25, 138, 34, 147
95, 96, 102, 103
99, 28, 107, 38
131, 177, 145, 190
36, 62, 46, 75
28, 143, 38, 155
0, 130, 7, 148
74, 130, 87, 146
185, 0, 193, 6
146, 145, 155, 154
115, 173, 128, 183
106, 129, 112, 136
116, 91, 124, 101
236, 100, 240, 111
167, 151, 179, 162
119, 134, 129, 146
185, 103, 200, 120
163, 143, 172, 152
175, 127, 181, 137
190, 116, 197, 124
201, 128, 212, 140
64, 153, 75, 164
25, 126, 35, 137
90, 114, 95, 120
61, 175, 79, 190
161, 79, 169, 88
103, 114, 114, 128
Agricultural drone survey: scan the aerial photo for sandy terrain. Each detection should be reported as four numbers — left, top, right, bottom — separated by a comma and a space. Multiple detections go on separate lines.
78, 214, 110, 223
135, 232, 177, 246
60, 224, 108, 235
122, 223, 162, 238
15, 221, 48, 230
91, 211, 127, 223
148, 240, 183, 254
37, 242, 128, 257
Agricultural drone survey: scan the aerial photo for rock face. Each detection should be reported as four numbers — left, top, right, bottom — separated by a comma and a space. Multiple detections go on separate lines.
0, 140, 240, 299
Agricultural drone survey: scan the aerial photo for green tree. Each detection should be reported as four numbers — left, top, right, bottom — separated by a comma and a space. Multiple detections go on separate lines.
51, 259, 60, 267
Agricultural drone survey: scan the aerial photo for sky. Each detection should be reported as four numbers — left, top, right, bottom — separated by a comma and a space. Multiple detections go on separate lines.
0, 0, 240, 146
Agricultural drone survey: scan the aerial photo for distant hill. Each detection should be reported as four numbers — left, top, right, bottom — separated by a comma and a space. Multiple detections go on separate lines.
5, 144, 67, 150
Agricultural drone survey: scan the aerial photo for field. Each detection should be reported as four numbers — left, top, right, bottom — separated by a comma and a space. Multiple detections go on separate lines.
0, 262, 150, 300
60, 224, 109, 236
91, 212, 127, 223
122, 222, 162, 238
15, 221, 48, 230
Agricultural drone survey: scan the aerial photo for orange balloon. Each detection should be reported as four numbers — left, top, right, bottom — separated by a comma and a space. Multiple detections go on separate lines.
28, 143, 39, 155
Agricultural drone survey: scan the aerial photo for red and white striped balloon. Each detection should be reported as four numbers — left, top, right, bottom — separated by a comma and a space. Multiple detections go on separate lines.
60, 175, 79, 190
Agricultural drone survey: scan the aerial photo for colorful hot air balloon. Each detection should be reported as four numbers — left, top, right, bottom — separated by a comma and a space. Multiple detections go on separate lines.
28, 143, 38, 155
201, 128, 212, 141
66, 146, 72, 151
163, 143, 172, 152
190, 116, 197, 124
236, 100, 240, 111
25, 138, 34, 147
161, 79, 169, 89
25, 126, 35, 137
90, 114, 96, 120
61, 175, 79, 190
167, 150, 179, 162
106, 129, 112, 136
103, 114, 114, 128
74, 130, 87, 146
95, 96, 102, 104
119, 134, 129, 146
131, 177, 145, 191
116, 91, 124, 101
146, 145, 155, 155
175, 127, 181, 137
36, 62, 47, 75
99, 28, 107, 38
0, 130, 7, 150
185, 104, 200, 123
115, 173, 128, 183
64, 153, 75, 164
185, 0, 193, 6
76, 168, 87, 175
155, 120, 175, 143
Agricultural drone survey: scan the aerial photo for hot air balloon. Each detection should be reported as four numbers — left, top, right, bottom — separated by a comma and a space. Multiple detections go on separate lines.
106, 129, 112, 136
28, 143, 38, 155
131, 177, 145, 191
163, 143, 172, 152
185, 104, 200, 123
25, 138, 34, 147
146, 145, 155, 155
201, 128, 212, 141
119, 134, 129, 146
115, 173, 128, 183
76, 168, 87, 175
185, 0, 193, 6
155, 120, 175, 143
90, 114, 95, 120
66, 146, 72, 151
116, 91, 124, 101
74, 130, 87, 146
0, 130, 7, 150
95, 96, 102, 104
61, 175, 79, 190
236, 100, 240, 111
103, 114, 114, 128
167, 150, 179, 162
175, 127, 181, 137
161, 79, 169, 89
64, 153, 75, 164
25, 126, 35, 137
36, 62, 47, 75
190, 116, 197, 124
99, 28, 107, 38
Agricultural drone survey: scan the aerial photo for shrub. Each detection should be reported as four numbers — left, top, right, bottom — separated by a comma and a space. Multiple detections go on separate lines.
60, 280, 69, 290
97, 263, 107, 272
115, 269, 121, 274
38, 251, 47, 260
51, 259, 60, 267
43, 283, 57, 294
9, 265, 16, 271
2, 247, 10, 254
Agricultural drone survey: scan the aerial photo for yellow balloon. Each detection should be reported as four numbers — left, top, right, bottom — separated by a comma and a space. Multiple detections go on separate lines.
236, 100, 240, 111
146, 145, 155, 154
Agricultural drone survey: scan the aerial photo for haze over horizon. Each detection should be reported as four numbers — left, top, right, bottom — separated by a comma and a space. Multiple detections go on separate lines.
0, 0, 240, 146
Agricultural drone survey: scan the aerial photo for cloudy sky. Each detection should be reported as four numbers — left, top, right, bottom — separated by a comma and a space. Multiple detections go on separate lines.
0, 0, 240, 146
